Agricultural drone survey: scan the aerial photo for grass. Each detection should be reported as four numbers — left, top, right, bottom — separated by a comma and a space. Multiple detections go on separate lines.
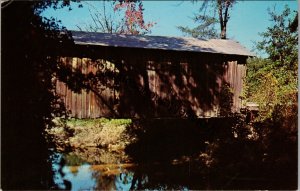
66, 118, 132, 128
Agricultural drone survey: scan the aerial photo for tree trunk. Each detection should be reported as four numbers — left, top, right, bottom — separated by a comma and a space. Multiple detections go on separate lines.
219, 0, 231, 39
220, 26, 226, 39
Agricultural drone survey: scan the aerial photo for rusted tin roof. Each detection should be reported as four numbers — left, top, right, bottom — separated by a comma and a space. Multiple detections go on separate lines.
71, 31, 255, 57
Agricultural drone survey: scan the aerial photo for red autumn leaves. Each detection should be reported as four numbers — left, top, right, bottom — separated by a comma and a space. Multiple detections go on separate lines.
114, 0, 155, 35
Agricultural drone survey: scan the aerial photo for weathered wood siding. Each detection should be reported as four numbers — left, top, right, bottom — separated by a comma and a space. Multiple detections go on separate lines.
225, 61, 246, 113
144, 60, 246, 117
56, 48, 246, 118
55, 57, 117, 118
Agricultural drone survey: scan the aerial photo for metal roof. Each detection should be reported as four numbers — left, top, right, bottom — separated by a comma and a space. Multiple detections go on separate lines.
71, 31, 255, 57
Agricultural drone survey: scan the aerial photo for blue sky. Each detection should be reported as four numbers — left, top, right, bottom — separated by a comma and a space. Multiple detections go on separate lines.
42, 1, 298, 56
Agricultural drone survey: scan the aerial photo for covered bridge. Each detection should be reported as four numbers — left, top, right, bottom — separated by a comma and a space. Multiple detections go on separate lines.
56, 31, 254, 118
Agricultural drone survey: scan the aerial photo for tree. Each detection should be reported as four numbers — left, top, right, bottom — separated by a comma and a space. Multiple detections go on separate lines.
243, 8, 297, 185
2, 0, 154, 189
114, 0, 155, 35
1, 1, 82, 189
245, 5, 298, 120
77, 1, 124, 33
77, 0, 155, 35
178, 0, 236, 39
289, 12, 298, 32
257, 6, 298, 73
177, 14, 219, 39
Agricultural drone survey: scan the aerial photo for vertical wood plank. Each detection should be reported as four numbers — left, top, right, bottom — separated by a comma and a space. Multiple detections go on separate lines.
87, 59, 90, 118
82, 58, 86, 118
71, 58, 76, 117
78, 58, 82, 118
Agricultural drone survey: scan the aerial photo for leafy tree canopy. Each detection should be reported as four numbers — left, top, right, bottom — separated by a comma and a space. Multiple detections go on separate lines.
244, 5, 298, 120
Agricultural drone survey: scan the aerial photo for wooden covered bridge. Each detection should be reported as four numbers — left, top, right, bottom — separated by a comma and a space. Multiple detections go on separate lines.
56, 31, 254, 118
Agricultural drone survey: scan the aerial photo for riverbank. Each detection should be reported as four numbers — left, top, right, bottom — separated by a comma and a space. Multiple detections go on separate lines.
46, 118, 134, 152
46, 117, 297, 190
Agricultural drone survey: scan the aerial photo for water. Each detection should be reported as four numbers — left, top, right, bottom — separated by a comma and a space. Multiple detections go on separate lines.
51, 147, 297, 190
52, 153, 136, 190
49, 118, 297, 190
51, 150, 196, 190
52, 159, 132, 190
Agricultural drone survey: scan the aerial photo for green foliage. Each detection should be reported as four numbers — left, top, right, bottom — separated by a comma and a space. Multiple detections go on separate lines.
67, 118, 110, 127
257, 5, 298, 73
66, 118, 132, 128
219, 83, 234, 116
177, 15, 218, 39
245, 5, 298, 121
240, 7, 298, 187
105, 118, 132, 126
178, 0, 236, 39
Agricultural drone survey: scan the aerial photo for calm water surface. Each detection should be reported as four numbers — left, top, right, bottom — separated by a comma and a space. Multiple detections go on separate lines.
50, 148, 294, 190
49, 117, 297, 190
51, 151, 196, 190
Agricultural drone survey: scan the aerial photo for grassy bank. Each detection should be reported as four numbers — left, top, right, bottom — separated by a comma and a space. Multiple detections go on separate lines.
46, 118, 133, 152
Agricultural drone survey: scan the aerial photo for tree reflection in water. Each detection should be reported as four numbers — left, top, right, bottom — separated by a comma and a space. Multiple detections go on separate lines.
52, 152, 193, 190
52, 152, 133, 190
